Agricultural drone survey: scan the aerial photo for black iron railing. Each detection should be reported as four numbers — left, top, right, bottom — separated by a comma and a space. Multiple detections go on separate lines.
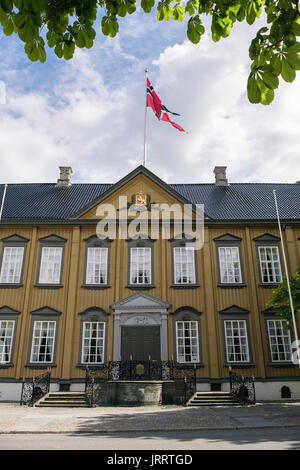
85, 360, 197, 407
229, 369, 256, 404
20, 370, 51, 406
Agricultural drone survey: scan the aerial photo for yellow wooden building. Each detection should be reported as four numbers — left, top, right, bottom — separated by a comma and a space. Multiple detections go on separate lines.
0, 165, 299, 403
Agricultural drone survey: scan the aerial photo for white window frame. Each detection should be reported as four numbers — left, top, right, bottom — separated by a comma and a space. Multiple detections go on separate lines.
81, 321, 105, 364
267, 319, 292, 362
0, 246, 24, 284
258, 246, 282, 284
0, 320, 15, 364
130, 247, 151, 285
173, 247, 196, 285
176, 320, 199, 363
218, 246, 242, 284
224, 320, 250, 363
86, 247, 108, 285
30, 320, 56, 363
38, 246, 63, 284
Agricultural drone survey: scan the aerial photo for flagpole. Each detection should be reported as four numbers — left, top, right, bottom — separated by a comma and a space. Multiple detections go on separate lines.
143, 68, 148, 167
273, 189, 300, 366
0, 183, 7, 222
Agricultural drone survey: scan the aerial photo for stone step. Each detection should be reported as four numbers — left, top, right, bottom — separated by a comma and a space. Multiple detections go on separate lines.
187, 392, 241, 407
35, 392, 89, 408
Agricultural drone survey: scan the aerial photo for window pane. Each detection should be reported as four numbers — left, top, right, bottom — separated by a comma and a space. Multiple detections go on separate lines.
39, 247, 63, 284
130, 247, 151, 284
86, 247, 108, 284
30, 321, 56, 363
267, 319, 292, 361
0, 247, 24, 284
224, 320, 249, 363
218, 246, 242, 284
174, 247, 196, 284
259, 246, 282, 284
81, 322, 105, 364
0, 321, 15, 363
176, 321, 199, 363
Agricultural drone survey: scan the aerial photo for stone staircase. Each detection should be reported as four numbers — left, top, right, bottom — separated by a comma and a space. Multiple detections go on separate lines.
187, 391, 242, 407
35, 392, 89, 408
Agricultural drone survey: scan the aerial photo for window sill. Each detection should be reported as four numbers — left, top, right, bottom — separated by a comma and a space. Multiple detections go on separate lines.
171, 284, 200, 289
82, 284, 111, 290
0, 363, 13, 368
126, 284, 155, 290
0, 283, 23, 289
259, 283, 280, 289
77, 363, 106, 369
25, 363, 56, 368
34, 284, 63, 289
218, 283, 246, 289
224, 363, 255, 368
173, 362, 204, 367
267, 362, 297, 367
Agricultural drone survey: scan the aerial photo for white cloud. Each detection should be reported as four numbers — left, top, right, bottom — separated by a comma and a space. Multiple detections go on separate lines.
0, 15, 299, 185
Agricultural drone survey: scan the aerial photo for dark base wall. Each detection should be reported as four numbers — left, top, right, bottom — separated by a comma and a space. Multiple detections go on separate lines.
92, 381, 185, 406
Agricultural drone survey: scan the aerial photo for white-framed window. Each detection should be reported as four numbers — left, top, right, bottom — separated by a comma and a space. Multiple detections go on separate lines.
218, 247, 242, 284
174, 247, 196, 284
86, 247, 108, 285
267, 319, 292, 362
258, 246, 282, 284
224, 320, 249, 363
82, 321, 105, 364
38, 247, 63, 284
130, 247, 151, 284
0, 320, 15, 363
0, 246, 24, 284
30, 321, 56, 363
176, 320, 199, 363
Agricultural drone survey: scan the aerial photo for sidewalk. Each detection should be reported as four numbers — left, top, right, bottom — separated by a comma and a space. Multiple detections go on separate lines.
0, 402, 300, 434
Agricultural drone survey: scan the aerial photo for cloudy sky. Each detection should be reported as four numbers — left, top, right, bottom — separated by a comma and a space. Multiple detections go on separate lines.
0, 8, 299, 186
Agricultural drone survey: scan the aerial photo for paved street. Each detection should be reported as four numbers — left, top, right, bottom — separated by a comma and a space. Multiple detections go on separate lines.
0, 402, 300, 452
0, 428, 300, 450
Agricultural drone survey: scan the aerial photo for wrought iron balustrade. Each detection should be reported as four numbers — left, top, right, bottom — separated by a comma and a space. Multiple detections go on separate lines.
85, 360, 198, 407
229, 369, 256, 404
20, 370, 51, 406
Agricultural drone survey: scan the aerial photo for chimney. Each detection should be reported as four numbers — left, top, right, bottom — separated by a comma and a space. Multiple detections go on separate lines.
56, 166, 73, 187
214, 166, 228, 186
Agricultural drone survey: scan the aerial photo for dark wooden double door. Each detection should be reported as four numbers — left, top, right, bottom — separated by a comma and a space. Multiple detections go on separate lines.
121, 326, 161, 360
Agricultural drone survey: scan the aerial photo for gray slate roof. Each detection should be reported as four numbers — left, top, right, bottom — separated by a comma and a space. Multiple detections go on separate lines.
0, 179, 299, 222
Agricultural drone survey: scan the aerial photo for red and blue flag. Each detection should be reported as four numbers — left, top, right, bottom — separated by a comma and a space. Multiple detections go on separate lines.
146, 78, 186, 133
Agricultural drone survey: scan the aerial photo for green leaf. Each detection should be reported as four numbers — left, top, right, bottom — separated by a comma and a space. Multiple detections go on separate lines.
2, 13, 13, 35
262, 71, 279, 89
286, 52, 300, 70
101, 15, 119, 37
281, 57, 296, 82
247, 74, 261, 103
287, 42, 300, 53
291, 22, 300, 36
0, 0, 12, 13
172, 4, 185, 21
187, 15, 205, 43
270, 54, 282, 74
257, 78, 275, 104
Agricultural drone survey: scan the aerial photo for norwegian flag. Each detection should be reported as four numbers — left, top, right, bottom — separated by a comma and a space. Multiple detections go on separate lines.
146, 78, 186, 133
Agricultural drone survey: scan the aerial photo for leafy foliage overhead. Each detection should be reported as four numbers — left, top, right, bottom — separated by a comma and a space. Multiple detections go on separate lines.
268, 266, 300, 327
0, 0, 300, 104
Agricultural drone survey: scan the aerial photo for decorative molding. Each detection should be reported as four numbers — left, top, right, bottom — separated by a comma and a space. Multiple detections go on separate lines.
213, 233, 242, 242
219, 305, 249, 315
253, 233, 281, 242
79, 306, 110, 317
0, 305, 20, 315
38, 234, 67, 243
30, 306, 62, 316
111, 292, 171, 311
1, 234, 29, 243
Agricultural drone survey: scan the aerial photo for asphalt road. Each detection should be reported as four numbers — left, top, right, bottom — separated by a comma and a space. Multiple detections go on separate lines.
0, 427, 300, 451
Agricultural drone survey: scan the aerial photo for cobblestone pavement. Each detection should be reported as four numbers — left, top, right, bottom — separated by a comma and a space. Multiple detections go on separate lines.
0, 402, 300, 434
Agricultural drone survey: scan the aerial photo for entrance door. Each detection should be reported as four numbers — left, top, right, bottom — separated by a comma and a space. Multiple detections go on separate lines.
121, 326, 161, 360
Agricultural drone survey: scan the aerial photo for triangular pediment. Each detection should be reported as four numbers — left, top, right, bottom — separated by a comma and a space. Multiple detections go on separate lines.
111, 292, 171, 311
0, 305, 20, 315
253, 233, 280, 242
213, 233, 242, 242
70, 165, 209, 220
219, 305, 249, 315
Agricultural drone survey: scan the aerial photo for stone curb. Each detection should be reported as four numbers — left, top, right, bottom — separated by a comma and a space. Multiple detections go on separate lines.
1, 424, 300, 434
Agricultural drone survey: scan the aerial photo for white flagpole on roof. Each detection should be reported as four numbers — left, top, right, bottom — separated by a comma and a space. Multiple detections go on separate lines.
273, 189, 300, 367
0, 183, 7, 222
143, 68, 148, 167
